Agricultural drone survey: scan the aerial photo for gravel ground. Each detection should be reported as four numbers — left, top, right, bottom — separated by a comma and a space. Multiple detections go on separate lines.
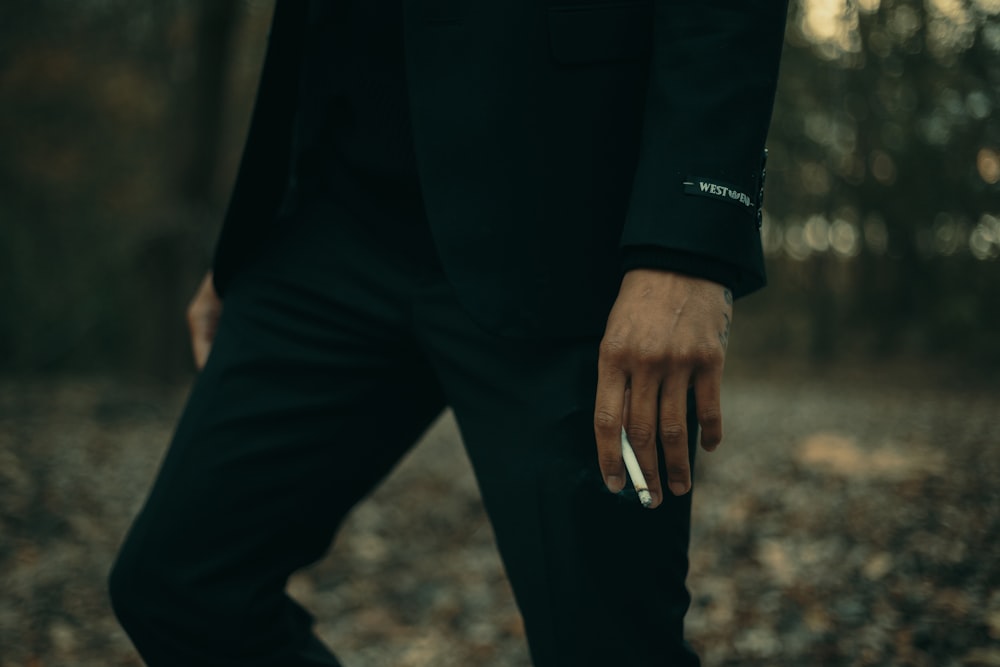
0, 366, 997, 666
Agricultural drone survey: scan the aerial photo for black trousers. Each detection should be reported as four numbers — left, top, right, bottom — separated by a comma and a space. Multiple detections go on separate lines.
109, 192, 700, 667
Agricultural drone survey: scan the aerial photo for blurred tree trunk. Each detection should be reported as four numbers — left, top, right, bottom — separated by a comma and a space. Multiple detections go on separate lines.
808, 255, 836, 361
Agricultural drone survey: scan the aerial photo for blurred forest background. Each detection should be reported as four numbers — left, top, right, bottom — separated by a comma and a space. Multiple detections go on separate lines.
1, 2, 999, 667
0, 0, 998, 378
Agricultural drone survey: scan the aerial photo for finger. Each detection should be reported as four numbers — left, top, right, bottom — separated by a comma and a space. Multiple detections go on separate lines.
186, 307, 212, 370
694, 366, 724, 452
186, 272, 220, 371
192, 336, 211, 370
658, 373, 692, 496
594, 355, 627, 492
625, 377, 663, 507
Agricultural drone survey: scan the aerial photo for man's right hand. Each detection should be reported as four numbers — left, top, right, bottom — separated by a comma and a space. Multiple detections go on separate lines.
186, 271, 222, 370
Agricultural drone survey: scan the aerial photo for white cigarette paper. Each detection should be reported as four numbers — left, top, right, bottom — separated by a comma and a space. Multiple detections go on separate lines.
620, 426, 653, 508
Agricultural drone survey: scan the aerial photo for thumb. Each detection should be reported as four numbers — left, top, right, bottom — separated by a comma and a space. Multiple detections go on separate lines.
186, 272, 221, 370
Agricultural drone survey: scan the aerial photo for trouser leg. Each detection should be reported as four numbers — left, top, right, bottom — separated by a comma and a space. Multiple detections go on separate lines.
413, 283, 701, 667
109, 198, 447, 667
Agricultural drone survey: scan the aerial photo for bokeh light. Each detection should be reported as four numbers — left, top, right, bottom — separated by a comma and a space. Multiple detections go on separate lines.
977, 147, 1000, 184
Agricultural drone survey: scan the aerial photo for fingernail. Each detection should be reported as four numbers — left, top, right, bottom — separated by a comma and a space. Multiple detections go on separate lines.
669, 481, 689, 496
606, 475, 624, 493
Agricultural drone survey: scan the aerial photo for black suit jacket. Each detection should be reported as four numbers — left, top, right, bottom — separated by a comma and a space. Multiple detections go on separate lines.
212, 0, 788, 337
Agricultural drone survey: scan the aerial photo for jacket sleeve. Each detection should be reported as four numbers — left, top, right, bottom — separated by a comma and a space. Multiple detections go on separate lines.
620, 1, 788, 298
211, 0, 307, 298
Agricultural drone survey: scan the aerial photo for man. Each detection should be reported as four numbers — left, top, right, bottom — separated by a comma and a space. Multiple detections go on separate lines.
109, 1, 787, 665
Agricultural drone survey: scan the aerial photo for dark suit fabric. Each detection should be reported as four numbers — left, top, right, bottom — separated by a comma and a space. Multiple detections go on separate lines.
110, 194, 701, 666
213, 0, 787, 337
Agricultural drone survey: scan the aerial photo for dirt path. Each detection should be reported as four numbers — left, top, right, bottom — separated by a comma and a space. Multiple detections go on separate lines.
1, 369, 996, 666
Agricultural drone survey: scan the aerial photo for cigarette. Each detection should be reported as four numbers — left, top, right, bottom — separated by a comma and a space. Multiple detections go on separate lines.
620, 426, 653, 508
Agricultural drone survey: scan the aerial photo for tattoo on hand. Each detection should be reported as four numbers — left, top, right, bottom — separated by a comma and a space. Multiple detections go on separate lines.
718, 312, 731, 349
718, 289, 733, 349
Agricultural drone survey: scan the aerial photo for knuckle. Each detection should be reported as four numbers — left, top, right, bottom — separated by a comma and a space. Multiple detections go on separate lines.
594, 409, 620, 433
658, 420, 687, 444
626, 422, 655, 445
695, 341, 724, 363
599, 337, 627, 362
674, 341, 721, 366
698, 407, 722, 429
633, 344, 664, 364
670, 346, 697, 367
